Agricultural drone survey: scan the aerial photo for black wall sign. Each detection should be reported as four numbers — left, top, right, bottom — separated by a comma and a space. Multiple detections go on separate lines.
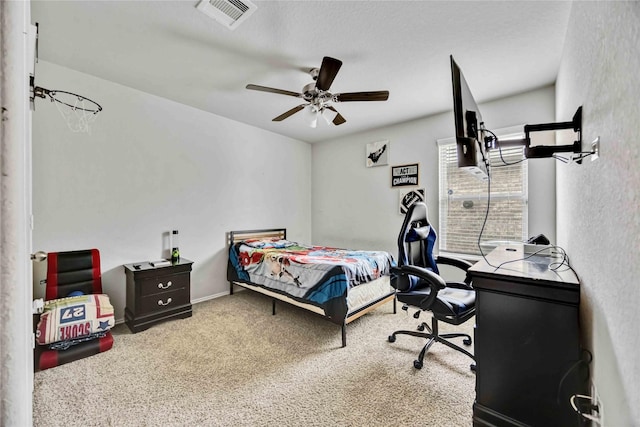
391, 163, 419, 187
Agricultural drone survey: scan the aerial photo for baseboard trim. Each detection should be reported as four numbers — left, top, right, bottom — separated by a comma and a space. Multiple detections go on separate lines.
191, 290, 234, 305
115, 288, 241, 325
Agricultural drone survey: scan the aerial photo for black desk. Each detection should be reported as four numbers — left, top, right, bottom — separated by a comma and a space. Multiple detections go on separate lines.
468, 245, 586, 427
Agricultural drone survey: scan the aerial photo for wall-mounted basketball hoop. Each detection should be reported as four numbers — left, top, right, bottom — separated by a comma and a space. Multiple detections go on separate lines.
28, 23, 102, 134
33, 85, 103, 134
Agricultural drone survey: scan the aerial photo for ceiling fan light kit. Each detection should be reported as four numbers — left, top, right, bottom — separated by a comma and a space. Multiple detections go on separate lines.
321, 108, 338, 125
304, 105, 319, 128
246, 56, 389, 127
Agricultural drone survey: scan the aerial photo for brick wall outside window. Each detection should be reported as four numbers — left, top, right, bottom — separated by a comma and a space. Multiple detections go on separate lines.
438, 140, 528, 256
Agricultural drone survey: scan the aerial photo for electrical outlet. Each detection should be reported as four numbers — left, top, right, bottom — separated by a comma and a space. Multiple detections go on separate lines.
590, 381, 603, 424
591, 137, 600, 161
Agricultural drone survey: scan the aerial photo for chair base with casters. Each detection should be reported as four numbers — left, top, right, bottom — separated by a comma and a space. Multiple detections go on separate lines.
388, 308, 475, 370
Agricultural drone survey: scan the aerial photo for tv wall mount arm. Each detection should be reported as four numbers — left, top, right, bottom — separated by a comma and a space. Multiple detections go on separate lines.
524, 106, 582, 160
488, 106, 587, 163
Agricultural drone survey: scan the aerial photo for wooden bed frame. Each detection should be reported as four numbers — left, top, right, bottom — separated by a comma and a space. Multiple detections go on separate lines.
227, 228, 396, 347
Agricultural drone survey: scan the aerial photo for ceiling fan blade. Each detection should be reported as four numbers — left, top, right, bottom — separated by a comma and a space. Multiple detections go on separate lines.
335, 91, 390, 102
246, 84, 301, 98
326, 106, 346, 125
315, 57, 343, 91
273, 104, 307, 122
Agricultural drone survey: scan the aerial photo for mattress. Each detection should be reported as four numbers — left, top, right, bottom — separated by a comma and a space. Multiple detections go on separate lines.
228, 237, 395, 324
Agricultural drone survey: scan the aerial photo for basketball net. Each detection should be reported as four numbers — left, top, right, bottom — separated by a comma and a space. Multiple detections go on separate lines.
51, 95, 99, 134
34, 87, 103, 134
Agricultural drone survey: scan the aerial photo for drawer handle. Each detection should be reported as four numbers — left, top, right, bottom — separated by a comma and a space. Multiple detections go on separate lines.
158, 281, 172, 290
157, 297, 173, 306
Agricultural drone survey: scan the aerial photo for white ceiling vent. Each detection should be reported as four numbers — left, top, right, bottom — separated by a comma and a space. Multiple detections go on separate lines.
196, 0, 257, 30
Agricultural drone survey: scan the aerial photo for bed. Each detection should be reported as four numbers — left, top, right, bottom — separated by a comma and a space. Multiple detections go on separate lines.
227, 228, 396, 347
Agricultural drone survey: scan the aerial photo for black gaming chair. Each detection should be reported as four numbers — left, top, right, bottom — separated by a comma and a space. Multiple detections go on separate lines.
388, 202, 476, 370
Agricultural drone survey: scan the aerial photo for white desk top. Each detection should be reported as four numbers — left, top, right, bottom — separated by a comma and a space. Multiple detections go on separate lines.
469, 244, 580, 285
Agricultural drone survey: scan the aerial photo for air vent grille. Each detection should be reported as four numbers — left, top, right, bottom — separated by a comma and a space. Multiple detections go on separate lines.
196, 0, 257, 30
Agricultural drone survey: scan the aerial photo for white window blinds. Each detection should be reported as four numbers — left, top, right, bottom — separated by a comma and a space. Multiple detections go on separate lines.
438, 132, 528, 256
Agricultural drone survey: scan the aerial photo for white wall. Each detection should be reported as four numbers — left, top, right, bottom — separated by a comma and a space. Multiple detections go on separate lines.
312, 86, 557, 257
0, 1, 34, 425
32, 61, 312, 322
556, 2, 640, 425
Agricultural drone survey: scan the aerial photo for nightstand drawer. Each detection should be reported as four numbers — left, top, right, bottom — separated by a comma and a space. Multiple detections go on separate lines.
139, 287, 190, 315
138, 272, 188, 297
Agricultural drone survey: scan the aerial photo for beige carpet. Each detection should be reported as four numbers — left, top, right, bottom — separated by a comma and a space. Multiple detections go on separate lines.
33, 291, 475, 426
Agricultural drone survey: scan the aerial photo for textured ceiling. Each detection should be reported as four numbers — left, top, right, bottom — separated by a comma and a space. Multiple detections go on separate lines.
30, 0, 573, 143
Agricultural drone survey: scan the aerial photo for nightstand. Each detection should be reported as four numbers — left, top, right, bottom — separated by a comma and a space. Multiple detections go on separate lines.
123, 259, 193, 333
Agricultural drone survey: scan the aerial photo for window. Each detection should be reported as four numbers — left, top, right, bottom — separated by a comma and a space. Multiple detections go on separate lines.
438, 128, 528, 257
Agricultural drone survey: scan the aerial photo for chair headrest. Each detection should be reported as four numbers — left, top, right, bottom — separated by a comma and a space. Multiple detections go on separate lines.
407, 225, 432, 242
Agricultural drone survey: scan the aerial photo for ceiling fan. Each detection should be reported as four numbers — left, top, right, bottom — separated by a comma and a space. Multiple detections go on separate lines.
246, 56, 389, 127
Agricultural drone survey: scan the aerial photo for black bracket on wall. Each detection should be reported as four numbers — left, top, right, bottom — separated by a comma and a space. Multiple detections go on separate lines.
524, 106, 582, 160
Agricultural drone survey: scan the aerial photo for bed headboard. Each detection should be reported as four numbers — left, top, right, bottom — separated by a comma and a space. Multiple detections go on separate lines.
227, 228, 287, 247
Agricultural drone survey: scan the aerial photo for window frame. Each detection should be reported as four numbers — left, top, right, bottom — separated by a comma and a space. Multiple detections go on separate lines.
437, 125, 528, 259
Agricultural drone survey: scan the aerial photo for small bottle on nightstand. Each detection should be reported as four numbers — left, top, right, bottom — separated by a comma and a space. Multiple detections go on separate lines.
171, 229, 180, 264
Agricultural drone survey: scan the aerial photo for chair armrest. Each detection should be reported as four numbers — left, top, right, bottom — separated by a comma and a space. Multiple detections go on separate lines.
445, 281, 474, 291
435, 255, 474, 287
392, 265, 447, 289
434, 255, 473, 271
391, 265, 446, 310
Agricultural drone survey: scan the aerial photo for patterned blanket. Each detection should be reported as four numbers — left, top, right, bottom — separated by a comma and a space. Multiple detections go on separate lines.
228, 238, 395, 317
36, 294, 114, 346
